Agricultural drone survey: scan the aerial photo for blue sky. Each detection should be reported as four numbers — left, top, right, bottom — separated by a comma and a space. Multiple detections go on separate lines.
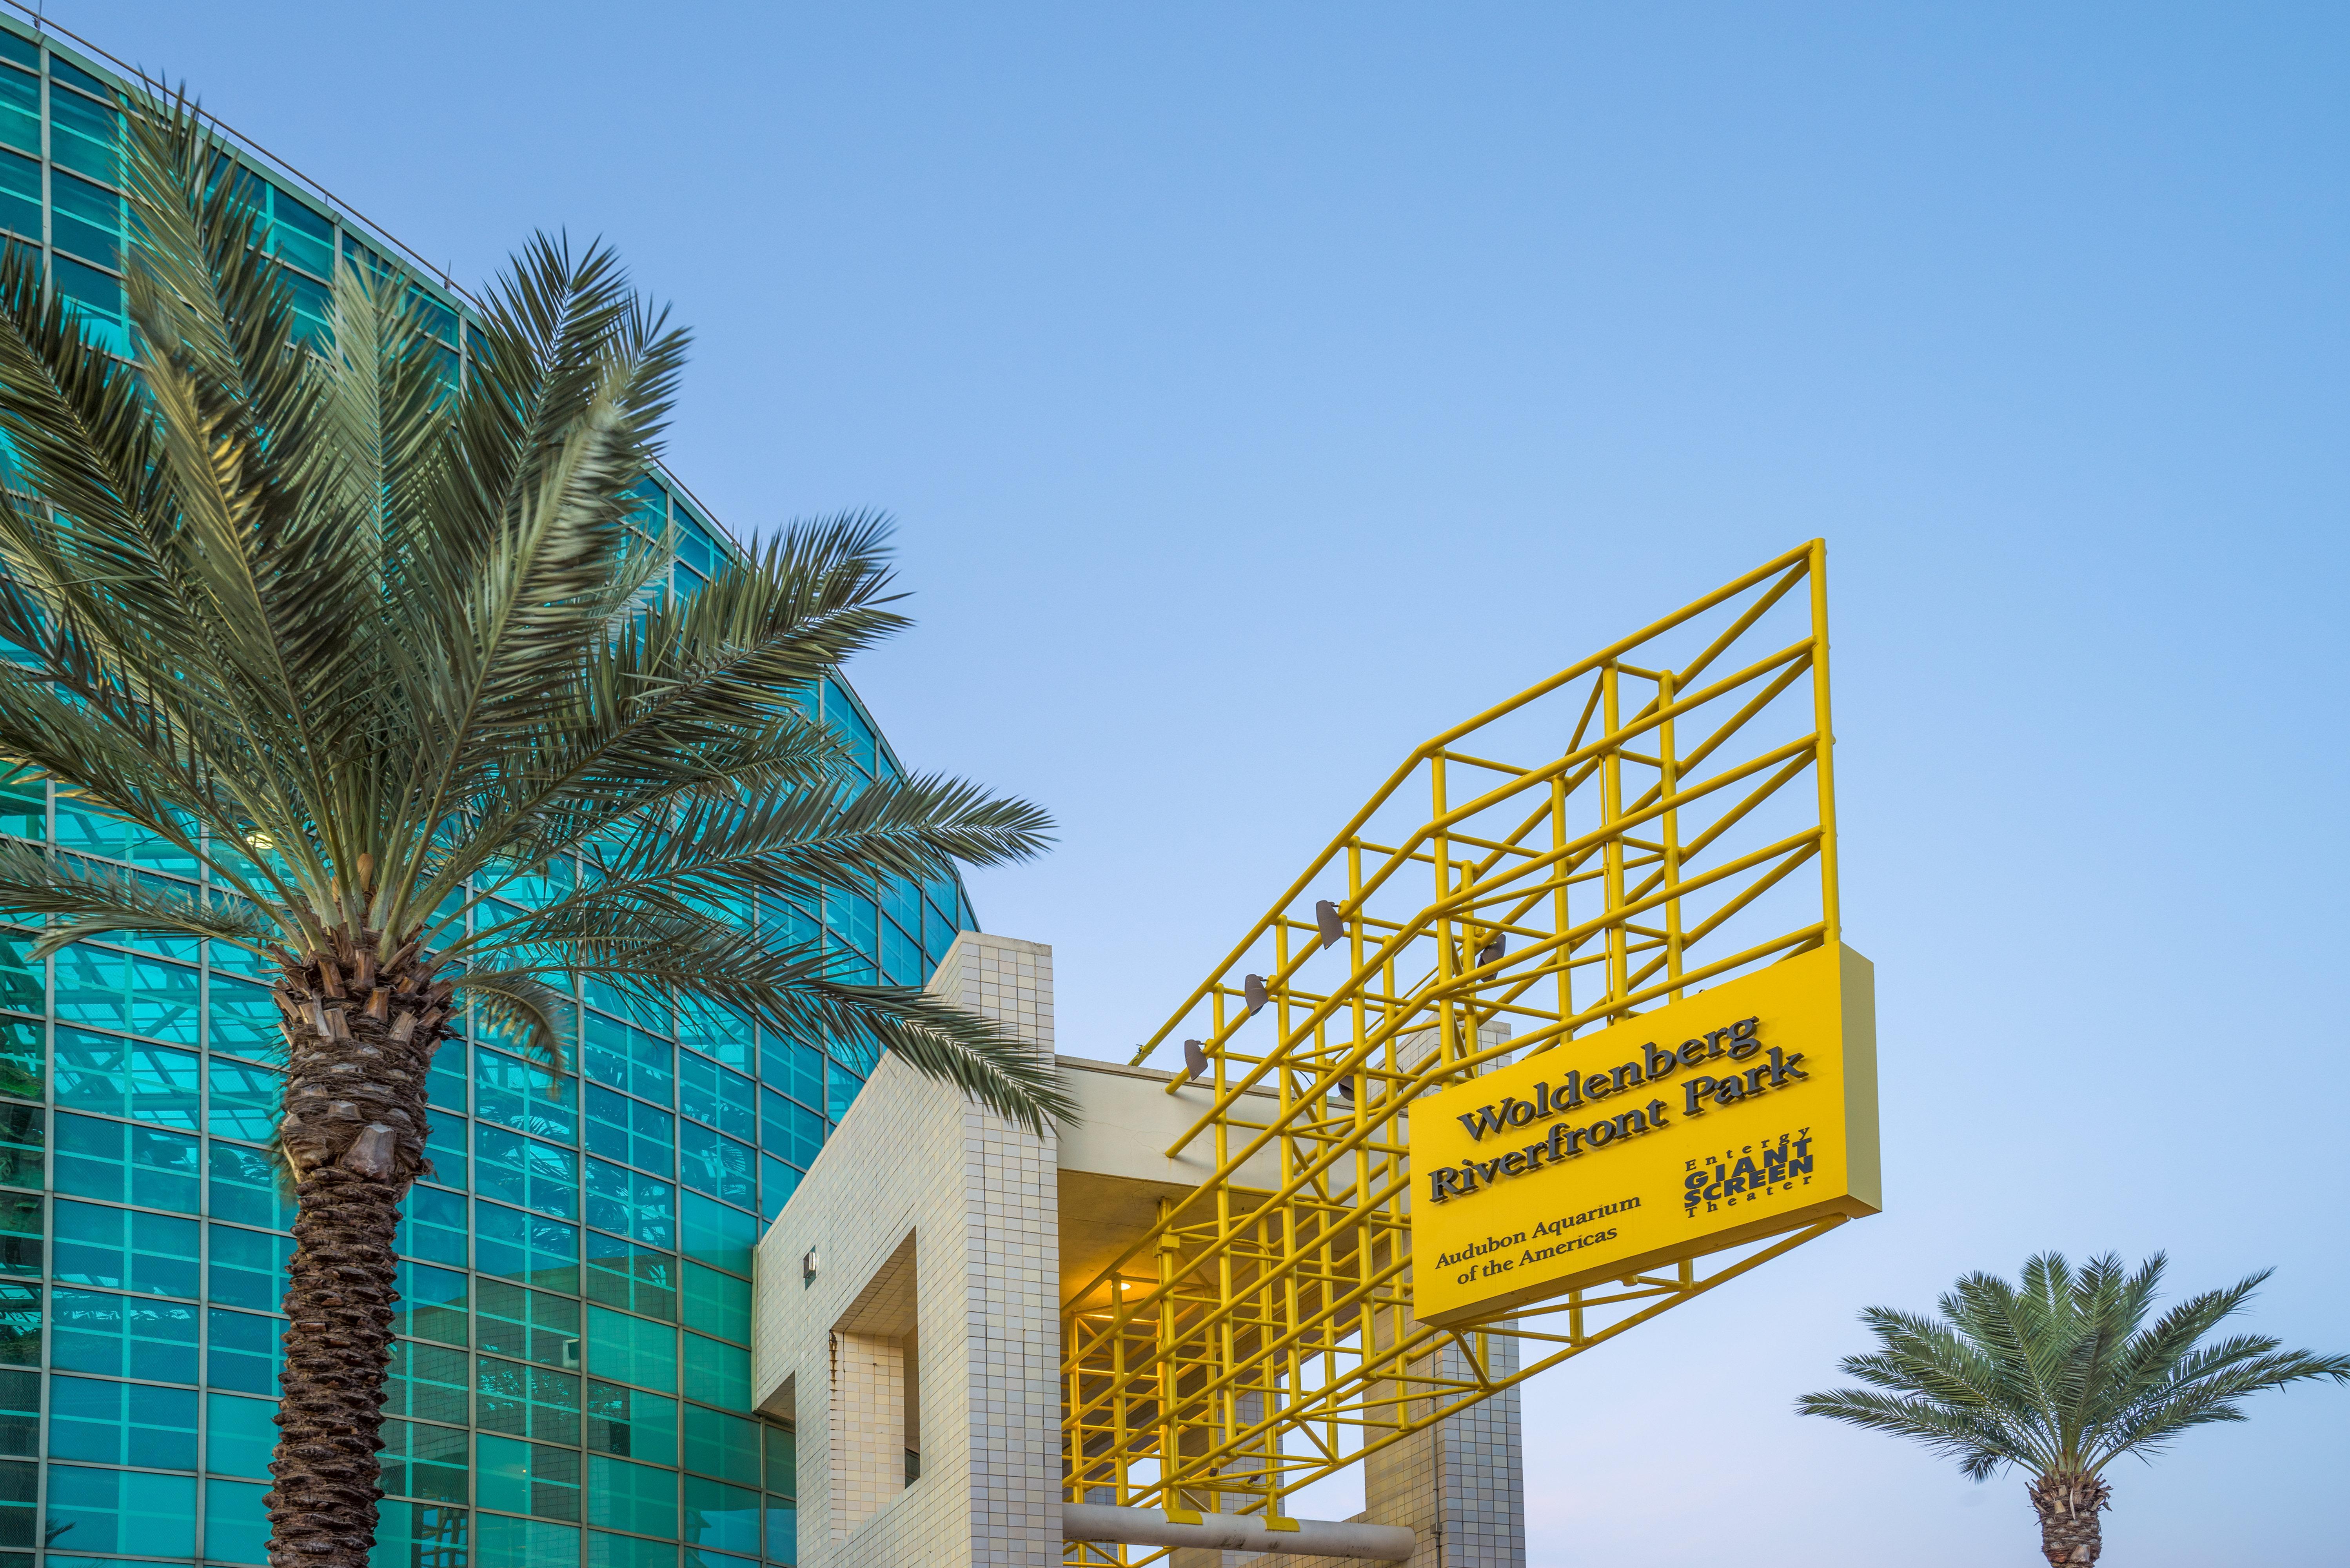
49, 2, 2350, 1562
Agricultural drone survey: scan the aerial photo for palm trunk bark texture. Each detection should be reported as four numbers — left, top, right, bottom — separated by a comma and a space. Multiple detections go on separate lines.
263, 927, 450, 1568
2029, 1470, 2110, 1566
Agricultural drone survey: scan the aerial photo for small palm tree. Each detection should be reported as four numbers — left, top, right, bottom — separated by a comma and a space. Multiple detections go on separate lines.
1798, 1252, 2349, 1565
0, 103, 1073, 1568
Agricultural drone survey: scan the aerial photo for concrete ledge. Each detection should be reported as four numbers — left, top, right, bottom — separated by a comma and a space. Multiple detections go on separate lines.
1061, 1504, 1416, 1561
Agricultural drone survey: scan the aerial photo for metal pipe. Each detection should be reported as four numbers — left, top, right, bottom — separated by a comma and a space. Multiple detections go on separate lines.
1061, 1505, 1415, 1561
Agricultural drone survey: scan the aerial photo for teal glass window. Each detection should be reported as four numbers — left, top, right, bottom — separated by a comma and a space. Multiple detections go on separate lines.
385, 1339, 469, 1428
682, 1407, 759, 1488
759, 1158, 799, 1222
591, 1529, 678, 1568
206, 1056, 284, 1140
681, 1476, 760, 1557
588, 1087, 675, 1176
0, 1019, 36, 1105
206, 1142, 294, 1231
879, 918, 922, 987
821, 892, 875, 964
586, 1158, 674, 1248
0, 1368, 31, 1457
203, 1392, 277, 1479
758, 1037, 822, 1117
42, 1463, 196, 1557
52, 1114, 199, 1212
53, 1031, 200, 1125
207, 975, 282, 1060
475, 1434, 578, 1521
48, 169, 120, 268
49, 57, 111, 96
266, 188, 333, 277
380, 1419, 469, 1504
587, 1381, 675, 1466
475, 1281, 576, 1369
678, 1194, 754, 1277
476, 1202, 577, 1293
370, 1499, 468, 1568
52, 948, 199, 1045
682, 1335, 749, 1411
477, 1356, 579, 1445
586, 1306, 675, 1394
0, 148, 34, 240
0, 1109, 31, 1192
762, 1426, 794, 1499
0, 63, 34, 156
675, 1002, 749, 1073
823, 1058, 864, 1123
207, 1224, 294, 1312
0, 1454, 26, 1550
395, 1262, 470, 1347
681, 1263, 748, 1345
677, 1053, 754, 1141
763, 1500, 796, 1565
820, 681, 876, 775
475, 1513, 575, 1568
426, 1042, 467, 1114
585, 1234, 676, 1321
48, 1375, 197, 1468
477, 1126, 578, 1220
0, 933, 40, 1021
585, 1015, 674, 1107
678, 1124, 752, 1210
204, 1475, 270, 1566
424, 1106, 467, 1189
0, 1188, 33, 1278
757, 1090, 821, 1170
586, 1454, 676, 1539
0, 1282, 32, 1366
50, 1287, 197, 1381
51, 1200, 197, 1298
398, 1185, 470, 1270
475, 1048, 574, 1142
207, 1306, 283, 1395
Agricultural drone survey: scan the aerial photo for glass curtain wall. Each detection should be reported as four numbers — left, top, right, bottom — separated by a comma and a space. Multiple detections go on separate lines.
0, 20, 981, 1568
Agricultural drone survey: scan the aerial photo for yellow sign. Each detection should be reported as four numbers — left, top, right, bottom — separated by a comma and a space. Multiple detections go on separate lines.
1411, 944, 1880, 1326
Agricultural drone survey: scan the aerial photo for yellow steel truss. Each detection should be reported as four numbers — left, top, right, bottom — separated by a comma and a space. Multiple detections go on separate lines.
1060, 541, 1848, 1557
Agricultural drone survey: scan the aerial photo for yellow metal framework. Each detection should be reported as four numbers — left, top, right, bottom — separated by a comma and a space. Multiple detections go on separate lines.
1060, 542, 1850, 1559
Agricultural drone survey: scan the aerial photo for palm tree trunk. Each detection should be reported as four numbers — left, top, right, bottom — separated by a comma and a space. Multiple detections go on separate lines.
2029, 1471, 2110, 1566
264, 930, 449, 1568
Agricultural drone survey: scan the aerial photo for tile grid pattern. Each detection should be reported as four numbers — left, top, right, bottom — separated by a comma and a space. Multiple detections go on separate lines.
753, 933, 1061, 1568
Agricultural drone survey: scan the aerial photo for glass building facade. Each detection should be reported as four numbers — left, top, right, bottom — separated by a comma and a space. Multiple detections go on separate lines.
0, 16, 979, 1568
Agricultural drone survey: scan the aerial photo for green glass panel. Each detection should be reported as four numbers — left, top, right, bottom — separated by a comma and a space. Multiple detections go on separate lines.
682, 1334, 748, 1411
587, 1455, 677, 1539
682, 1406, 759, 1488
42, 1463, 195, 1557
474, 1514, 574, 1568
587, 1380, 675, 1467
203, 1476, 271, 1566
205, 1391, 278, 1479
587, 1305, 676, 1394
681, 1262, 748, 1344
381, 1419, 469, 1504
0, 1102, 38, 1187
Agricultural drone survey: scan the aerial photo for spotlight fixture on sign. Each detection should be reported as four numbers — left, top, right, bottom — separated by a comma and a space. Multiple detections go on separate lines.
1315, 900, 1344, 949
1475, 931, 1506, 966
1243, 975, 1268, 1014
1182, 1040, 1208, 1080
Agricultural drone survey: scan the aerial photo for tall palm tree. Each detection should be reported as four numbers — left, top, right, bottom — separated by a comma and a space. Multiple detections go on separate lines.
0, 103, 1074, 1568
1797, 1252, 2349, 1565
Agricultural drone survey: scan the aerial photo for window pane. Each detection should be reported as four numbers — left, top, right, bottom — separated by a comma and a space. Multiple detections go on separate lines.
680, 1476, 760, 1556
205, 1391, 277, 1479
396, 1262, 470, 1348
385, 1339, 470, 1428
207, 1307, 283, 1395
584, 1234, 676, 1323
586, 1381, 675, 1467
52, 1200, 198, 1298
50, 1288, 197, 1382
52, 1031, 200, 1125
380, 1419, 469, 1504
586, 1306, 675, 1394
586, 1454, 676, 1539
42, 1464, 195, 1557
682, 1406, 759, 1488
203, 1476, 271, 1566
475, 1202, 577, 1294
680, 1263, 748, 1345
47, 1375, 196, 1468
